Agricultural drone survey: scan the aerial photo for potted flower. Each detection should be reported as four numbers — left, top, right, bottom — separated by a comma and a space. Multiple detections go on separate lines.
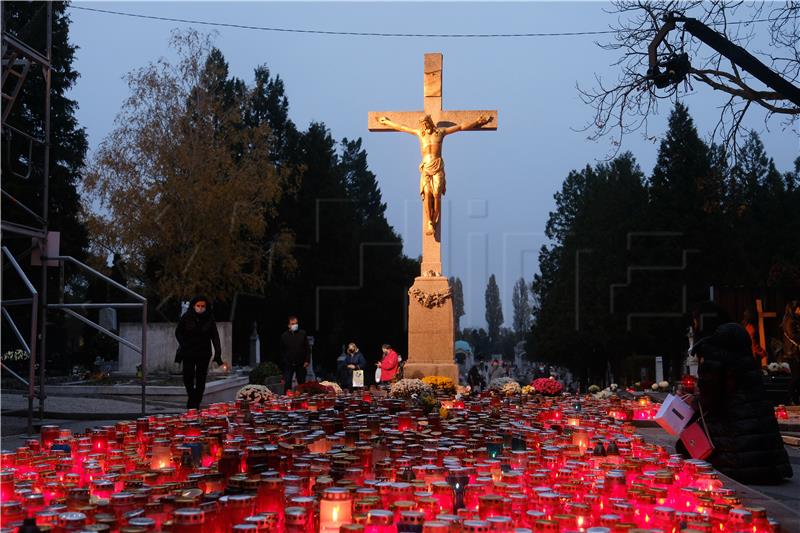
762, 362, 792, 406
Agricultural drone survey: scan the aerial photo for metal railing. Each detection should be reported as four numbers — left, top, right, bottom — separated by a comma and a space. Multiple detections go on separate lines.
46, 255, 148, 414
1, 246, 39, 434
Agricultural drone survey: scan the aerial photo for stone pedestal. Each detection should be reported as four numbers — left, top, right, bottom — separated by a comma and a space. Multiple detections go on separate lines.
405, 276, 458, 383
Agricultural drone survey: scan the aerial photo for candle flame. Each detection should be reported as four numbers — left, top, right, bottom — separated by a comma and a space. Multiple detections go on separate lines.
332, 504, 339, 523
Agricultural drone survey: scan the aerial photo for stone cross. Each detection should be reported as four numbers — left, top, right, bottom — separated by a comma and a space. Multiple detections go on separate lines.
368, 53, 497, 276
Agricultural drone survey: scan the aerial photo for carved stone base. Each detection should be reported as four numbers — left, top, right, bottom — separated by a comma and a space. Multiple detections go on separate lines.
407, 276, 457, 382
402, 362, 459, 384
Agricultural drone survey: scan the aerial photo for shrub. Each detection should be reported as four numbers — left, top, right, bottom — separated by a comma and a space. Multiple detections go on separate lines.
249, 361, 282, 385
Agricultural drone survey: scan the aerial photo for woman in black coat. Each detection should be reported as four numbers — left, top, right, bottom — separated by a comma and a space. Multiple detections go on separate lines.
175, 296, 222, 409
684, 323, 792, 485
337, 342, 367, 391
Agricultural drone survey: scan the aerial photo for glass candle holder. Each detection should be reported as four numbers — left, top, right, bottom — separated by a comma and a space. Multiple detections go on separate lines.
321, 487, 354, 532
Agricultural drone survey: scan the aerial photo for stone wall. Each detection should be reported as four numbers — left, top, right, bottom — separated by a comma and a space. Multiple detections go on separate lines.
118, 322, 233, 374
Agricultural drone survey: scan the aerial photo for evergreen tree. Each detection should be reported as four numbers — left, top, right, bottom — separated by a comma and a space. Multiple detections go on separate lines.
1, 1, 88, 258
450, 277, 465, 338
485, 274, 503, 344
512, 277, 532, 339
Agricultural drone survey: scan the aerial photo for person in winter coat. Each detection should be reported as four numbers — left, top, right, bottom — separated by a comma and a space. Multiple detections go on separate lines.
337, 342, 367, 390
175, 296, 222, 409
467, 365, 486, 391
781, 301, 800, 405
488, 359, 505, 384
377, 344, 399, 385
280, 316, 310, 394
680, 322, 792, 485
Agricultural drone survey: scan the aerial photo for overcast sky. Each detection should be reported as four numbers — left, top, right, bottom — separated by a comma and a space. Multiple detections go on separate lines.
68, 1, 798, 329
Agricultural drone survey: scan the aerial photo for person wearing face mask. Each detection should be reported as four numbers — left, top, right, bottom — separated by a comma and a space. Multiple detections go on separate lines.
376, 344, 399, 386
174, 296, 222, 409
280, 316, 310, 394
337, 342, 367, 390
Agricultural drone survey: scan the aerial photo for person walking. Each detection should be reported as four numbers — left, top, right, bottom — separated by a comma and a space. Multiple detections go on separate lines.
175, 296, 222, 409
280, 316, 309, 394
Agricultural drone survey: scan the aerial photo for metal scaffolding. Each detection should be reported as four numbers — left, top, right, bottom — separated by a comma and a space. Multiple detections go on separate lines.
1, 4, 148, 431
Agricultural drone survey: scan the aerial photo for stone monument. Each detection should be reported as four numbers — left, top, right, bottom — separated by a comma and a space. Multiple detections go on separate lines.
369, 53, 497, 383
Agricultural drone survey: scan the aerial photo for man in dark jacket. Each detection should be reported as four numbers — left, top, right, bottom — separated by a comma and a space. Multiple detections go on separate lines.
684, 323, 792, 485
175, 296, 222, 409
280, 316, 309, 394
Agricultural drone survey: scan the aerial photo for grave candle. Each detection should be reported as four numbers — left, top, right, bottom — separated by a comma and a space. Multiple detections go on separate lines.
320, 487, 353, 532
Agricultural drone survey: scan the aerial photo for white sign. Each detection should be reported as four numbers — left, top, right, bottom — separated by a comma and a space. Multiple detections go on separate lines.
655, 356, 664, 384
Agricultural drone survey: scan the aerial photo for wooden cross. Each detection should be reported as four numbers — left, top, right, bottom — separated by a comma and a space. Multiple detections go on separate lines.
756, 298, 777, 351
368, 53, 497, 276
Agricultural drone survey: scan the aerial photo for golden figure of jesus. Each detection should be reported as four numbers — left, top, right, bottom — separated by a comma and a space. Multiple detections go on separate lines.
377, 113, 493, 235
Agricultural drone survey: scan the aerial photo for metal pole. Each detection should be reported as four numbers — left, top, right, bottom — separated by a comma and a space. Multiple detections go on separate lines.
38, 2, 53, 421
141, 301, 148, 415
28, 292, 38, 434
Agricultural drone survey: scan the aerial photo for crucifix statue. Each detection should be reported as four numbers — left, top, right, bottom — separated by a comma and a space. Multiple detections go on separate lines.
369, 53, 497, 382
369, 52, 497, 275
376, 113, 493, 236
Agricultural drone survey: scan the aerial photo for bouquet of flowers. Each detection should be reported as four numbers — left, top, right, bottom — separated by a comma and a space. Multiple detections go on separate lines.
521, 384, 534, 395
416, 392, 441, 414
489, 377, 521, 396
318, 381, 343, 395
390, 378, 434, 399
651, 380, 670, 391
765, 362, 792, 375
530, 377, 564, 396
2, 349, 29, 362
295, 381, 335, 396
593, 388, 614, 400
236, 384, 275, 404
422, 375, 456, 395
587, 384, 601, 394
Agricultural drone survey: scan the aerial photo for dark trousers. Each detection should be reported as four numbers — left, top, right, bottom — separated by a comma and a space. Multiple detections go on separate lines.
183, 356, 211, 409
283, 363, 307, 394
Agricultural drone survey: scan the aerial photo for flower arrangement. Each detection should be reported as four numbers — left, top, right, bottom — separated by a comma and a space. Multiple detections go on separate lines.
318, 381, 343, 395
489, 377, 521, 396
587, 384, 601, 394
295, 381, 335, 396
2, 349, 29, 362
390, 378, 434, 399
416, 392, 441, 414
593, 388, 614, 400
650, 380, 670, 391
236, 384, 275, 404
422, 375, 456, 394
530, 377, 564, 396
521, 384, 534, 395
764, 362, 791, 375
455, 385, 472, 396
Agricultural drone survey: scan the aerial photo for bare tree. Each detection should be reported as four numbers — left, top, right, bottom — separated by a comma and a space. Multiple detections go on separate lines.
580, 1, 799, 156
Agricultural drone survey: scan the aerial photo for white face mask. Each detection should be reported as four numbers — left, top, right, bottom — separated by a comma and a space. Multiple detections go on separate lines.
290, 324, 299, 332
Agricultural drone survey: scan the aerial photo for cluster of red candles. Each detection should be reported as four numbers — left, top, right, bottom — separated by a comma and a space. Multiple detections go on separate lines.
0, 393, 780, 533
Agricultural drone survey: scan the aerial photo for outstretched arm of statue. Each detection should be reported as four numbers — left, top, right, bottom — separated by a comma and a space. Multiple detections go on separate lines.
442, 114, 493, 135
377, 116, 418, 135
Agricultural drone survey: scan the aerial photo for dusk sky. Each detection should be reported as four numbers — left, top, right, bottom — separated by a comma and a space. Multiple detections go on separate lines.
68, 2, 798, 329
